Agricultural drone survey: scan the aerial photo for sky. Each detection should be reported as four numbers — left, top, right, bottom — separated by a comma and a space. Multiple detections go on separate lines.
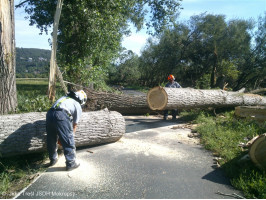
15, 0, 266, 55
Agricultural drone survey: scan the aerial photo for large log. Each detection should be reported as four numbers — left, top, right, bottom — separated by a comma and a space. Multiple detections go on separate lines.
0, 109, 125, 157
235, 106, 266, 122
147, 86, 266, 110
84, 89, 157, 115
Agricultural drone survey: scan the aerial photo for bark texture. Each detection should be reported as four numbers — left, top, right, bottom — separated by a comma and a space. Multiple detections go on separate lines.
0, 0, 17, 114
84, 89, 156, 115
48, 0, 63, 101
0, 109, 125, 157
147, 86, 266, 110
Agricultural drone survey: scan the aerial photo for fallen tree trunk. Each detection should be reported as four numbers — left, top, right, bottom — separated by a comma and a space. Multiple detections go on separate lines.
147, 86, 266, 110
0, 109, 125, 157
84, 89, 157, 115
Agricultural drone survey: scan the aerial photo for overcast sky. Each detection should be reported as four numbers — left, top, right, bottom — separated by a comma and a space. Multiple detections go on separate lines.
15, 0, 265, 55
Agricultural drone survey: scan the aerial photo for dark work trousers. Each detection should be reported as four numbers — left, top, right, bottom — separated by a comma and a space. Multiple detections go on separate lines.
164, 109, 177, 119
46, 108, 76, 167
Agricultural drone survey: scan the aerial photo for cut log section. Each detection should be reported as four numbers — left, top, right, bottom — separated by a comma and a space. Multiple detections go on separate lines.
248, 133, 266, 170
0, 109, 125, 157
235, 106, 266, 122
147, 86, 266, 110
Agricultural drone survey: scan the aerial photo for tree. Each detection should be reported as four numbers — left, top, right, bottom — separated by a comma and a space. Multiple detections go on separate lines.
139, 14, 254, 89
235, 13, 266, 90
0, 0, 17, 115
109, 50, 140, 86
16, 0, 182, 88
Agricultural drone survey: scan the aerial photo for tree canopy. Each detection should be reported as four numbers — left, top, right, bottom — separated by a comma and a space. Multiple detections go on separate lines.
16, 0, 181, 87
135, 13, 265, 90
15, 1, 265, 91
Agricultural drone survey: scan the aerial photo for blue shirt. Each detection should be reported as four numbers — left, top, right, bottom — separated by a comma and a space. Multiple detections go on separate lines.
52, 96, 82, 124
165, 81, 182, 88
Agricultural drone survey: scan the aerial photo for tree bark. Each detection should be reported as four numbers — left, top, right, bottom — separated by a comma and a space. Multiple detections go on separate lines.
48, 0, 63, 101
147, 86, 266, 110
0, 109, 125, 157
84, 89, 157, 115
0, 0, 17, 115
235, 106, 266, 122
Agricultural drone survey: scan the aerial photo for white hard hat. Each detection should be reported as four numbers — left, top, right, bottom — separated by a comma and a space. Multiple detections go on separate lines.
75, 90, 87, 106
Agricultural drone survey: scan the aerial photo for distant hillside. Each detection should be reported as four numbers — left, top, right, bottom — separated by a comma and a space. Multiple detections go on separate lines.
16, 47, 51, 78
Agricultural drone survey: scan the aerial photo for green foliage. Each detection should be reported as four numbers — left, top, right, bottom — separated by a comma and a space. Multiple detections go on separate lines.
16, 48, 50, 78
186, 109, 266, 198
235, 13, 266, 90
108, 50, 141, 86
138, 13, 260, 89
16, 0, 182, 87
16, 79, 65, 113
195, 74, 211, 89
231, 169, 266, 199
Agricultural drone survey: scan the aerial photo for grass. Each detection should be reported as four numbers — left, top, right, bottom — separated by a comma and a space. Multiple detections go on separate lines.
16, 79, 65, 113
0, 153, 47, 198
180, 109, 266, 199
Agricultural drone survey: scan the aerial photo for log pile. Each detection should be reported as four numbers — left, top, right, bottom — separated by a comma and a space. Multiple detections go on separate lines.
0, 109, 125, 157
147, 86, 266, 110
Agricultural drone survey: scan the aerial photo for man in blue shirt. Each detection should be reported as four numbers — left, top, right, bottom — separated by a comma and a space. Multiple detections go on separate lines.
46, 90, 87, 171
164, 75, 181, 120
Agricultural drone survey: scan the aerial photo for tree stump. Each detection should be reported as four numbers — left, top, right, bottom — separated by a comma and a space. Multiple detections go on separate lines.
147, 86, 266, 110
0, 109, 125, 157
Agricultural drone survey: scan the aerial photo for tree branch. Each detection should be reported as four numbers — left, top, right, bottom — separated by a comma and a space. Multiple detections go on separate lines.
249, 88, 266, 94
15, 0, 30, 9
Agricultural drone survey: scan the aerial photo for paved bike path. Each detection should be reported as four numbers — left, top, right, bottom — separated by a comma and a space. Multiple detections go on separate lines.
16, 116, 242, 199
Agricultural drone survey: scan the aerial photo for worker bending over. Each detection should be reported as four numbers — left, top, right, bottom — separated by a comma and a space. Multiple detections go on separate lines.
46, 90, 87, 171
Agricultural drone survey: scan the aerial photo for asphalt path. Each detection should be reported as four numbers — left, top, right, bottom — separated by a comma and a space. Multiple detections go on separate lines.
16, 116, 242, 199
